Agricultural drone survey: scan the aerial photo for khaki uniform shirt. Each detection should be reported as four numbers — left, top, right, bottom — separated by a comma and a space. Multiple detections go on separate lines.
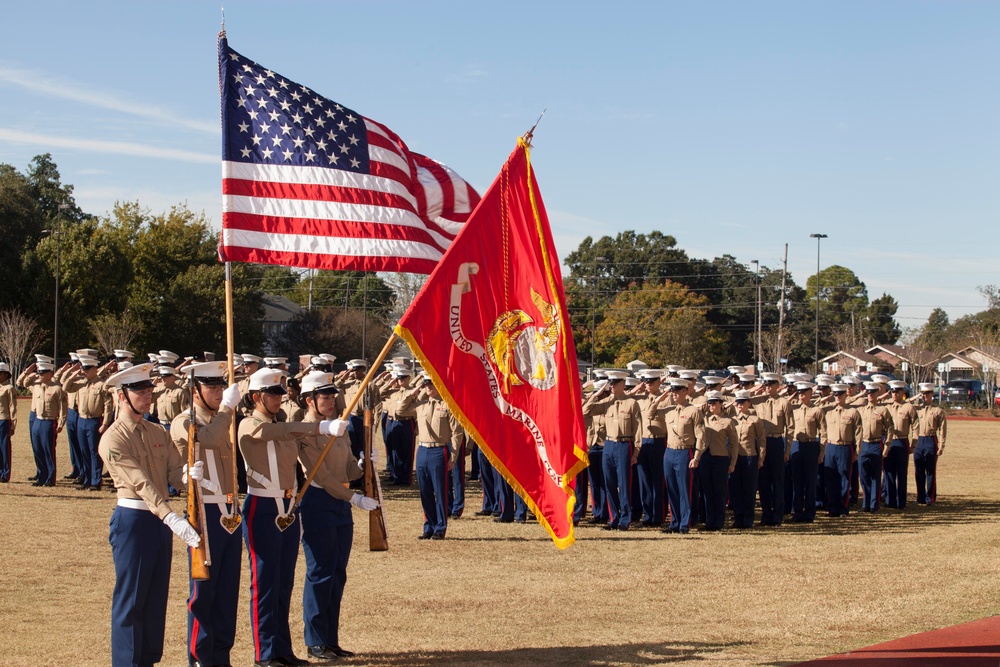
0, 381, 17, 431
822, 405, 863, 447
338, 376, 379, 418
170, 404, 237, 498
791, 403, 824, 443
697, 413, 739, 466
100, 414, 184, 520
31, 380, 67, 429
886, 401, 917, 443
62, 374, 114, 423
55, 366, 78, 411
239, 412, 322, 493
280, 396, 306, 423
403, 392, 464, 464
381, 381, 417, 419
663, 403, 704, 450
916, 404, 947, 450
153, 384, 188, 424
750, 394, 794, 441
858, 403, 891, 443
733, 412, 766, 458
638, 388, 667, 438
297, 413, 362, 502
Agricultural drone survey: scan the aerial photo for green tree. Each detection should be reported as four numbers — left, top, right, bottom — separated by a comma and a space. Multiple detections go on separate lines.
864, 293, 901, 345
594, 280, 728, 367
916, 308, 950, 350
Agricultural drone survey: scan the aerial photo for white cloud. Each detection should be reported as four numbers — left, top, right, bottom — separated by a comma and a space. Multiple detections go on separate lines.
0, 129, 216, 164
0, 65, 218, 134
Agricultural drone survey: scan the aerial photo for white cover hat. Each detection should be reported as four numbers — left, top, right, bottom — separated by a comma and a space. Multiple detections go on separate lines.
346, 359, 368, 369
107, 362, 154, 389
705, 390, 724, 402
918, 383, 935, 393
300, 371, 338, 394
186, 361, 228, 385
248, 368, 286, 393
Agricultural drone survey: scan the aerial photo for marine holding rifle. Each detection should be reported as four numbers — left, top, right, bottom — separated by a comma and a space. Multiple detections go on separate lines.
99, 363, 202, 667
169, 361, 243, 667
238, 367, 348, 667
296, 371, 379, 661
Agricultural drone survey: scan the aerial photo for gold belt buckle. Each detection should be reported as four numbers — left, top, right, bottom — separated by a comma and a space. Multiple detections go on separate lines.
283, 489, 293, 499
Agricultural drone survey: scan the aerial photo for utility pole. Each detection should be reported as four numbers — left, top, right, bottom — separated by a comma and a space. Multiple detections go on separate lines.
810, 234, 828, 376
777, 243, 788, 371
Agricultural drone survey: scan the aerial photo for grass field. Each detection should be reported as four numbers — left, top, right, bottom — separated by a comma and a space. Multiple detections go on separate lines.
1, 412, 998, 667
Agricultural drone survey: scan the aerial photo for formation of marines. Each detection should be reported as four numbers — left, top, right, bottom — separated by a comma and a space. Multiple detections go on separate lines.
578, 365, 947, 534
0, 349, 952, 667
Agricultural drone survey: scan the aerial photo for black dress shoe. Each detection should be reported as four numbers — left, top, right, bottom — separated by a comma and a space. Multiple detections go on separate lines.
278, 655, 309, 666
31, 480, 43, 487
63, 473, 79, 479
418, 532, 432, 539
307, 645, 339, 659
331, 646, 355, 658
493, 517, 513, 523
28, 476, 37, 481
431, 533, 445, 540
89, 485, 102, 491
74, 483, 89, 490
473, 510, 492, 516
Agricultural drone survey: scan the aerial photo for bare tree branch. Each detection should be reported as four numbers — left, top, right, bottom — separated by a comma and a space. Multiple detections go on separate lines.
0, 309, 46, 382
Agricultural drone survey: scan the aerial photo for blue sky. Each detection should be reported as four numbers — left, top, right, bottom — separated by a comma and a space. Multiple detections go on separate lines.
2, 1, 997, 332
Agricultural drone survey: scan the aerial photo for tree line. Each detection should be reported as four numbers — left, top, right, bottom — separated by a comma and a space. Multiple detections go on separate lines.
4, 154, 994, 378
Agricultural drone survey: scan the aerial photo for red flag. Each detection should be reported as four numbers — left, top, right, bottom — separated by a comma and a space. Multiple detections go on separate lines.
395, 138, 588, 548
218, 37, 480, 273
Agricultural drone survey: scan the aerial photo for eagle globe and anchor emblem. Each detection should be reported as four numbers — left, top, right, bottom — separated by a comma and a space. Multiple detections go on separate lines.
449, 262, 563, 486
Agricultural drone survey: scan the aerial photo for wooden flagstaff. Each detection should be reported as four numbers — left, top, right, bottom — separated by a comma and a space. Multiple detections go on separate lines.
364, 383, 389, 551
280, 333, 398, 527
222, 262, 242, 532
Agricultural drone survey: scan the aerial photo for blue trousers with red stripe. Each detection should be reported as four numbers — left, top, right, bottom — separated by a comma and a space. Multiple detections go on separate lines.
385, 418, 415, 485
447, 437, 466, 517
858, 442, 884, 511
109, 506, 172, 667
416, 446, 449, 536
914, 435, 938, 504
637, 437, 666, 525
663, 447, 694, 531
602, 439, 633, 529
300, 485, 353, 650
65, 408, 82, 477
78, 416, 104, 487
587, 445, 608, 523
30, 417, 57, 485
0, 419, 10, 482
243, 494, 299, 663
882, 439, 909, 508
824, 444, 854, 516
478, 449, 500, 513
187, 503, 242, 667
573, 467, 589, 523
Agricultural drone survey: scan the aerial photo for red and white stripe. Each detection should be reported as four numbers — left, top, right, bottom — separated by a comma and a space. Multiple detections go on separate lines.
220, 118, 479, 274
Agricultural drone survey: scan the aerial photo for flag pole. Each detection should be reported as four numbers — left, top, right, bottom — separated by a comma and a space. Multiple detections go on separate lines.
288, 333, 397, 513
223, 262, 242, 528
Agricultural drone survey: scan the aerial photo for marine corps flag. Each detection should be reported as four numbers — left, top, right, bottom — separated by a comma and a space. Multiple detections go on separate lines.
395, 138, 588, 548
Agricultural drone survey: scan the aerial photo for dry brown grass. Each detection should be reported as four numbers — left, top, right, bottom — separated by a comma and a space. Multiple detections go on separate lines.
1, 415, 999, 666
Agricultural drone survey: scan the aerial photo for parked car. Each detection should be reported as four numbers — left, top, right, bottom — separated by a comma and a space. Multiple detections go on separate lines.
943, 379, 984, 404
994, 388, 1000, 407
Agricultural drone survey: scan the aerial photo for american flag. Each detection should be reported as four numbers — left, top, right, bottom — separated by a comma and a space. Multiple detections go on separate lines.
218, 37, 481, 273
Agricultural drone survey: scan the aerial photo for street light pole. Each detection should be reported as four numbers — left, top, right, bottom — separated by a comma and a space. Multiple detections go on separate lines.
55, 203, 70, 362
590, 256, 606, 373
810, 233, 828, 376
751, 259, 760, 371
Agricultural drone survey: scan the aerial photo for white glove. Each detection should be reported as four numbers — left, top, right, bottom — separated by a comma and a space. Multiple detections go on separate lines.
358, 448, 378, 467
163, 511, 201, 548
350, 493, 379, 511
319, 419, 349, 437
221, 383, 242, 411
182, 460, 204, 484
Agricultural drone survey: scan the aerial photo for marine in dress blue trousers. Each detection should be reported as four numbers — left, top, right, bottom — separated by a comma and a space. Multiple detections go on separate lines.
188, 504, 242, 666
478, 448, 500, 514
0, 420, 10, 482
300, 486, 353, 651
637, 437, 666, 525
415, 445, 450, 536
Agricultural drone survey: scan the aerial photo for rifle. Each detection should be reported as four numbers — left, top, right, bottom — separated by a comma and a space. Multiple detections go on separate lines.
364, 384, 388, 551
187, 371, 211, 580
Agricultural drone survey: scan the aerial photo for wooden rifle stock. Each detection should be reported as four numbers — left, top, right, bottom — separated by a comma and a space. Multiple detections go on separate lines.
364, 385, 388, 551
187, 378, 211, 580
